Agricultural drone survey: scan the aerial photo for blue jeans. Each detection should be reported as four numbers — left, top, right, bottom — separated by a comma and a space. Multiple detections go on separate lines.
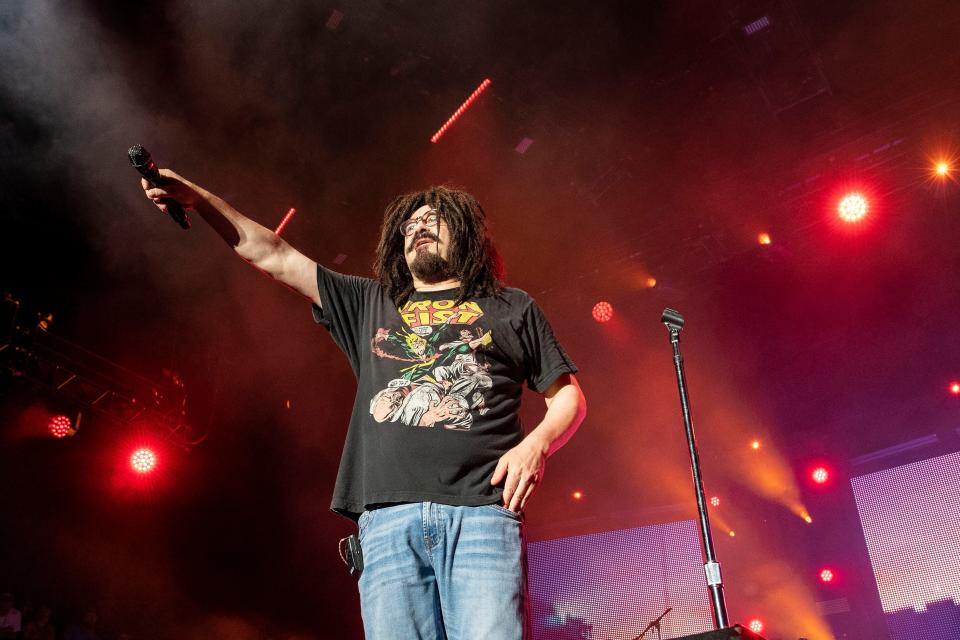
357, 502, 528, 639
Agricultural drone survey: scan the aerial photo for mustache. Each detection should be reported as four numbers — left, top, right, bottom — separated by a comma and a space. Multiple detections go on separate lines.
409, 231, 440, 248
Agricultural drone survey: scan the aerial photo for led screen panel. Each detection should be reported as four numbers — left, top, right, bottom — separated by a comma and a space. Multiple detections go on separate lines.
851, 450, 960, 639
528, 519, 713, 639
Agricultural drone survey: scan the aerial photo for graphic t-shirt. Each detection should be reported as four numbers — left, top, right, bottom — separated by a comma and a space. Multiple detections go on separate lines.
312, 266, 577, 520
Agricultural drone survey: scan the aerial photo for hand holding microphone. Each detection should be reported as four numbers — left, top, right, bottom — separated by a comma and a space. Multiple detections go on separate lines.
128, 145, 194, 230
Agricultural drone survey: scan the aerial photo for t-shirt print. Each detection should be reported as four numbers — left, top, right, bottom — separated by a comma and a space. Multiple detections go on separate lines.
369, 299, 496, 431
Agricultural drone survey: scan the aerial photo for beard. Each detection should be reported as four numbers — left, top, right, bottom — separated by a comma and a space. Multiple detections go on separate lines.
410, 248, 455, 283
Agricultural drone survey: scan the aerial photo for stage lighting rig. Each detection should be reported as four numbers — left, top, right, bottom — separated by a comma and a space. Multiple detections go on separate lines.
0, 296, 203, 450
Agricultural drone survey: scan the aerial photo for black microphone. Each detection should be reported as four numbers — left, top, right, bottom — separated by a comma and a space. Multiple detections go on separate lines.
128, 145, 191, 230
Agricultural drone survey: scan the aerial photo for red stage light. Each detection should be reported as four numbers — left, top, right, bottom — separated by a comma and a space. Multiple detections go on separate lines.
710, 496, 720, 507
949, 381, 960, 395
747, 619, 764, 633
274, 207, 297, 236
48, 415, 73, 438
820, 568, 835, 583
645, 277, 657, 289
572, 490, 583, 500
811, 466, 830, 484
837, 193, 869, 223
935, 161, 951, 176
750, 439, 761, 450
430, 78, 492, 143
592, 301, 613, 323
757, 232, 771, 245
130, 448, 158, 474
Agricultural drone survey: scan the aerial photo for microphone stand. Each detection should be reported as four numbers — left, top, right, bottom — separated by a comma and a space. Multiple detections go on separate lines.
634, 607, 672, 640
661, 308, 729, 629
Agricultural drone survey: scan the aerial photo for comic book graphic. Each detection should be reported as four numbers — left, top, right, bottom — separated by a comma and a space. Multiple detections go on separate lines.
369, 299, 494, 431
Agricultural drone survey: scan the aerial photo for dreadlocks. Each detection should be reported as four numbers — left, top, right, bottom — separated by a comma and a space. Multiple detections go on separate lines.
373, 186, 504, 308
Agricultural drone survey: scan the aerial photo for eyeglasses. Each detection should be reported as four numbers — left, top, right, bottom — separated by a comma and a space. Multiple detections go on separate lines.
400, 209, 441, 237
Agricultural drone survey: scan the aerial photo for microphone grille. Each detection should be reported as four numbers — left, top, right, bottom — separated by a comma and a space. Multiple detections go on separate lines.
128, 144, 150, 166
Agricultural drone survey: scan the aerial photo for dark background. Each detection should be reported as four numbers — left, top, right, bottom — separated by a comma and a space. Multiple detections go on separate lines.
2, 1, 959, 638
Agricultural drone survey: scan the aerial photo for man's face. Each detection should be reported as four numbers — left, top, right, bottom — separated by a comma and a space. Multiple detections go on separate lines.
404, 205, 453, 281
410, 336, 427, 358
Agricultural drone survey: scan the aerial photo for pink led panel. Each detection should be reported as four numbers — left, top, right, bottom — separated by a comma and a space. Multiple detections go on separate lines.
527, 519, 713, 639
851, 450, 960, 639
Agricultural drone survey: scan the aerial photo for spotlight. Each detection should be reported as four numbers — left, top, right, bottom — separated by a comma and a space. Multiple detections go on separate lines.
592, 301, 613, 323
747, 619, 764, 633
710, 496, 720, 507
837, 193, 868, 223
811, 466, 830, 484
48, 415, 74, 438
757, 232, 771, 245
572, 490, 583, 500
949, 381, 960, 395
728, 530, 736, 537
935, 161, 951, 176
130, 448, 158, 474
819, 568, 835, 584
750, 439, 761, 450
645, 277, 657, 289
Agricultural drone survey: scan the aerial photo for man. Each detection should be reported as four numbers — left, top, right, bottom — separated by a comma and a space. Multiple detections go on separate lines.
142, 173, 586, 639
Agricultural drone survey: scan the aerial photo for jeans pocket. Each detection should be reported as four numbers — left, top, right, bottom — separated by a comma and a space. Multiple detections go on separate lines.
485, 503, 523, 520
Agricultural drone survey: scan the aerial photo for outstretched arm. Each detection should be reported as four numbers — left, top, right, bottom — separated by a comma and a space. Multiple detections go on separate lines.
491, 373, 586, 512
141, 169, 320, 307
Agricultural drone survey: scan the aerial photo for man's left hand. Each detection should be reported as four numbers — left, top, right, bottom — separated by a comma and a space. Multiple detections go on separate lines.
490, 434, 549, 513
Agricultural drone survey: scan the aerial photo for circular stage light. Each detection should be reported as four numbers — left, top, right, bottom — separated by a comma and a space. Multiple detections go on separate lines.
936, 161, 951, 176
48, 415, 73, 438
130, 448, 158, 474
820, 568, 835, 583
710, 496, 720, 507
592, 301, 613, 323
837, 193, 868, 223
811, 466, 830, 484
747, 618, 764, 633
949, 381, 960, 395
757, 232, 771, 245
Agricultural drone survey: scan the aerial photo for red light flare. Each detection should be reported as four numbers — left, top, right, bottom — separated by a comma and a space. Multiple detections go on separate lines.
949, 381, 960, 395
571, 490, 583, 500
710, 496, 720, 507
592, 301, 613, 323
811, 466, 830, 485
837, 192, 869, 223
757, 232, 772, 245
747, 619, 764, 633
750, 439, 761, 450
819, 568, 836, 584
130, 447, 158, 474
430, 79, 492, 143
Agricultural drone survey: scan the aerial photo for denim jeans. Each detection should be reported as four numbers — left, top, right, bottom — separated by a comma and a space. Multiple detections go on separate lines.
357, 502, 528, 639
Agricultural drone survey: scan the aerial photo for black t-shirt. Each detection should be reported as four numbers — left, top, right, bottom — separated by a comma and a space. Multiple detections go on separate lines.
312, 266, 577, 520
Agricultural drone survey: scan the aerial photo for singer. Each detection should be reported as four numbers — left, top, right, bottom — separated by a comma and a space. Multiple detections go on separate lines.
141, 172, 586, 639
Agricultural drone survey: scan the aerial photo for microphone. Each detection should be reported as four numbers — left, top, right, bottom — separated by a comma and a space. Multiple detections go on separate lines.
661, 308, 684, 329
128, 145, 191, 230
